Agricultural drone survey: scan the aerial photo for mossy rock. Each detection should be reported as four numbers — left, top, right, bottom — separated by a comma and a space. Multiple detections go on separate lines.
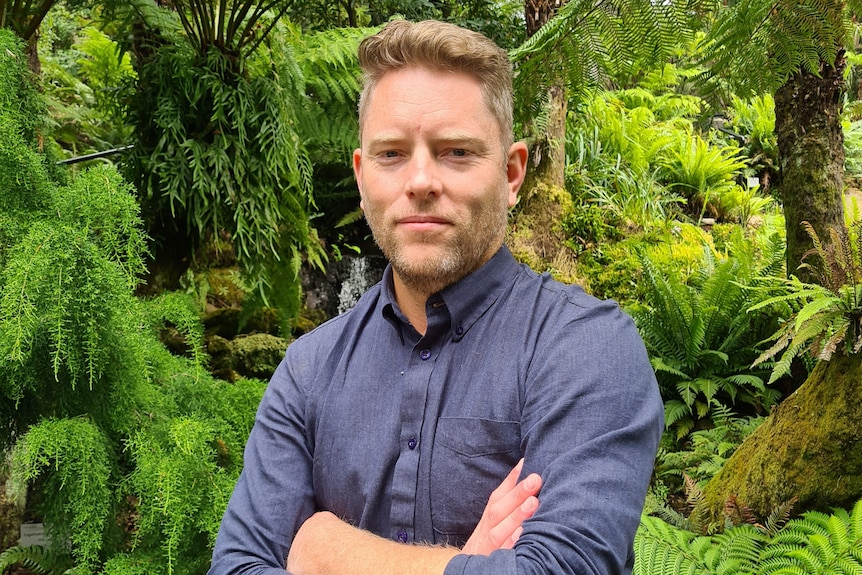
508, 181, 580, 285
207, 333, 289, 381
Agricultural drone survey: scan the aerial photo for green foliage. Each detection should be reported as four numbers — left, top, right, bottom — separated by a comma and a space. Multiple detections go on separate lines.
510, 0, 702, 122
634, 498, 862, 575
728, 93, 778, 172
11, 418, 113, 568
278, 23, 375, 254
0, 167, 147, 430
658, 136, 749, 222
128, 37, 325, 332
656, 406, 763, 492
40, 20, 137, 155
702, 0, 851, 96
0, 544, 74, 575
630, 230, 786, 437
0, 29, 54, 263
1, 34, 267, 571
844, 118, 862, 176
751, 221, 862, 383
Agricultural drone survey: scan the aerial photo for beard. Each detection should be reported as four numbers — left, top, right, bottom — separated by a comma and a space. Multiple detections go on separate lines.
363, 193, 509, 296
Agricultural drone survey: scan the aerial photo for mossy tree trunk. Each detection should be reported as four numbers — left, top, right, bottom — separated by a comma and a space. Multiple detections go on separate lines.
510, 0, 579, 281
523, 0, 567, 192
774, 52, 846, 283
699, 352, 862, 526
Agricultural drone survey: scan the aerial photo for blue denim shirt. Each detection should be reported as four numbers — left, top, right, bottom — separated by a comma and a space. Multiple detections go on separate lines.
209, 246, 663, 575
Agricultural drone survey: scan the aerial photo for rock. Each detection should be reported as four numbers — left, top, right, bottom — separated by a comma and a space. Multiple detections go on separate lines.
207, 333, 289, 382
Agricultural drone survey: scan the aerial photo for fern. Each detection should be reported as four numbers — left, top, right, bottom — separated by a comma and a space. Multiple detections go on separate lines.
636, 498, 862, 575
702, 0, 850, 96
631, 238, 785, 437
751, 221, 862, 382
510, 0, 701, 123
0, 545, 73, 575
127, 33, 325, 332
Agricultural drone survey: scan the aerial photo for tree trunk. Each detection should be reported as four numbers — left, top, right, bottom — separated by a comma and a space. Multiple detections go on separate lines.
523, 0, 566, 191
774, 53, 846, 283
508, 0, 578, 282
699, 351, 862, 527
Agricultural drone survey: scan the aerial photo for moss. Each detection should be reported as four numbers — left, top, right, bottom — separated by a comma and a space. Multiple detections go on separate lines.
507, 182, 580, 285
207, 333, 288, 381
699, 352, 862, 528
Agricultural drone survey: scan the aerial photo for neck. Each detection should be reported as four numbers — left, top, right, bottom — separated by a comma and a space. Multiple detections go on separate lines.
392, 272, 431, 336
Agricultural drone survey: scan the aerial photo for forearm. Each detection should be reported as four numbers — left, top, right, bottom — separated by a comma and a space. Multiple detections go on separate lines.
287, 462, 541, 575
287, 511, 458, 575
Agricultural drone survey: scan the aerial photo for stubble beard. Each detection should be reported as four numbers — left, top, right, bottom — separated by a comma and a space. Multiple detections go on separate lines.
364, 195, 509, 296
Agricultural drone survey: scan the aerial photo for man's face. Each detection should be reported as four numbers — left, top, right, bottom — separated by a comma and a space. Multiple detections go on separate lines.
354, 67, 527, 295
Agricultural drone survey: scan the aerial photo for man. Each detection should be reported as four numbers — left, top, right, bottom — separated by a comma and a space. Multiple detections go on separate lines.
209, 19, 663, 575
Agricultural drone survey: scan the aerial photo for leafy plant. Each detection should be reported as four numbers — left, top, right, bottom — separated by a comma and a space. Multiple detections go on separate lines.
127, 35, 324, 333
634, 497, 862, 575
0, 544, 74, 575
728, 93, 778, 173
630, 233, 786, 438
1, 33, 266, 571
658, 135, 749, 222
751, 221, 862, 383
509, 0, 702, 122
656, 405, 763, 490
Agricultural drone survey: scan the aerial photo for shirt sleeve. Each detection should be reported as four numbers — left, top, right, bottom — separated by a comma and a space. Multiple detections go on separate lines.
208, 347, 317, 575
444, 301, 664, 575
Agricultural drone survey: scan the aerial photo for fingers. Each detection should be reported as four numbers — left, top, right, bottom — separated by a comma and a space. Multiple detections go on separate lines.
462, 460, 542, 555
485, 494, 539, 550
486, 458, 525, 506
485, 471, 542, 526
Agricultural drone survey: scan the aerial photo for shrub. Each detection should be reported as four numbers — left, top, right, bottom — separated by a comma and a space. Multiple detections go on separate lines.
1, 32, 265, 572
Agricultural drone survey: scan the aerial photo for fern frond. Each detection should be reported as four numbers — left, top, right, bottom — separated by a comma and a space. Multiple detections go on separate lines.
0, 545, 72, 574
762, 496, 798, 536
511, 0, 699, 118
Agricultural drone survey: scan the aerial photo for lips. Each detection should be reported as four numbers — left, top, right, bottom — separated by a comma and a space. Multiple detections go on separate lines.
399, 215, 450, 225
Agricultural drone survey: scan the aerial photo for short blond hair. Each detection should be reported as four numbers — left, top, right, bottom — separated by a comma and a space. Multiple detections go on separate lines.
357, 20, 514, 148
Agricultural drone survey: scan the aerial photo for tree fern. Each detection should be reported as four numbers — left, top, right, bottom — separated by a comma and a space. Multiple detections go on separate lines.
510, 0, 701, 122
702, 0, 852, 96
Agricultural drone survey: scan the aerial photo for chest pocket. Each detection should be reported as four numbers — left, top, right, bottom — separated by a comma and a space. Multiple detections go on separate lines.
430, 417, 521, 546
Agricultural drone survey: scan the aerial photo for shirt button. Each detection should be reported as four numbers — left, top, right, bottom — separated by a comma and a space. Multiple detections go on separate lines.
419, 349, 431, 360
455, 325, 464, 335
398, 531, 409, 543
408, 437, 417, 450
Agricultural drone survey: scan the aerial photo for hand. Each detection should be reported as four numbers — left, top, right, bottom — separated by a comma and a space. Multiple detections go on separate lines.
462, 458, 542, 555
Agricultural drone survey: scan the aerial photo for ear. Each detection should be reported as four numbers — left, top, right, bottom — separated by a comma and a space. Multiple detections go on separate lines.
505, 142, 529, 208
353, 148, 365, 210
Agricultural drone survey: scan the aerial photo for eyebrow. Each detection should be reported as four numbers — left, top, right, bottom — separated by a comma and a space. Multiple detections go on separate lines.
365, 133, 491, 150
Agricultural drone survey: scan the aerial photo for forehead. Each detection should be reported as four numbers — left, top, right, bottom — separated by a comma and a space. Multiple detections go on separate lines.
360, 67, 501, 142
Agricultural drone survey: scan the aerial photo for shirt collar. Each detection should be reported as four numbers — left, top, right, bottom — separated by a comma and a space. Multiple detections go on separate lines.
380, 245, 521, 341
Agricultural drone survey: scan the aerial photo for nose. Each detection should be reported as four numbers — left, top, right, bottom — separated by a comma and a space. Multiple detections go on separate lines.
404, 151, 442, 199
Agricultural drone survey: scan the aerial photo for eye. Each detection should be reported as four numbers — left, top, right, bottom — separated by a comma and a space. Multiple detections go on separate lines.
450, 148, 468, 157
383, 150, 400, 158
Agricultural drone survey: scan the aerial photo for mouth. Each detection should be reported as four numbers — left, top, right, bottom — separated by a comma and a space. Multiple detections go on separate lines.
397, 216, 451, 233
399, 215, 450, 225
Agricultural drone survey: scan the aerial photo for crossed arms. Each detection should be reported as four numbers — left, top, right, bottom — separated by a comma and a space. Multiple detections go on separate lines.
287, 459, 542, 575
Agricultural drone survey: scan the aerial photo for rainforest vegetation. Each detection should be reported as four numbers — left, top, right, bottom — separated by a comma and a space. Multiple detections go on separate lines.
2, 0, 862, 573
